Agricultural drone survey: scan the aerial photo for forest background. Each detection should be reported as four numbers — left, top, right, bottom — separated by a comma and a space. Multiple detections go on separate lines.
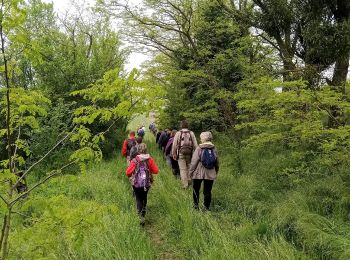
0, 0, 350, 259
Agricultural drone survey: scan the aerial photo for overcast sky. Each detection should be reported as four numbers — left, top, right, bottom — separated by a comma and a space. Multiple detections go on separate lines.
42, 0, 149, 72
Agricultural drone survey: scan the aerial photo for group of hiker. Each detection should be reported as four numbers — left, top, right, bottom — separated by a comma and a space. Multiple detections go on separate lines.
121, 120, 219, 225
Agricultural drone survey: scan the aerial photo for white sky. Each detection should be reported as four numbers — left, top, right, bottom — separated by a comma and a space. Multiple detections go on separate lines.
43, 0, 149, 72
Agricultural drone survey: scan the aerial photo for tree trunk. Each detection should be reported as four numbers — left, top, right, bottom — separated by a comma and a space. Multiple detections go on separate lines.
0, 2, 13, 259
0, 210, 11, 260
328, 51, 350, 128
0, 215, 6, 252
282, 58, 296, 82
0, 0, 12, 173
331, 51, 350, 91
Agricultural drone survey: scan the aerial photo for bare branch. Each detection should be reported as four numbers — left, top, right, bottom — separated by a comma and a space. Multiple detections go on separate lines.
9, 161, 77, 206
256, 32, 281, 52
11, 211, 30, 218
0, 194, 8, 206
117, 1, 197, 55
12, 126, 77, 190
11, 126, 21, 170
85, 32, 93, 58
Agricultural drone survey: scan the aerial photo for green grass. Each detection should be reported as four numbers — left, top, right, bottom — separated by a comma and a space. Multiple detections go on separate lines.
9, 157, 154, 260
7, 126, 350, 259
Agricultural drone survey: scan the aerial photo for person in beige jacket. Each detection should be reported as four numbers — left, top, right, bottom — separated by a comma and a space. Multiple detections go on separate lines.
172, 120, 198, 188
189, 131, 219, 210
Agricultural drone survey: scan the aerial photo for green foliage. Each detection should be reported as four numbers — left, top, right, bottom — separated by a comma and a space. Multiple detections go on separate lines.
1, 0, 349, 259
9, 160, 154, 259
21, 0, 126, 99
0, 88, 50, 171
6, 130, 350, 259
236, 78, 350, 170
28, 99, 77, 178
70, 68, 165, 163
140, 0, 269, 131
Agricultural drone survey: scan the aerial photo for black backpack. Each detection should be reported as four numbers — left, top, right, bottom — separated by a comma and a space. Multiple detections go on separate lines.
127, 138, 137, 154
129, 144, 139, 160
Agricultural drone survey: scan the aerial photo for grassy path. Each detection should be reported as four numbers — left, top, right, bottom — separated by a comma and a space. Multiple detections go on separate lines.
129, 136, 295, 259
12, 128, 350, 259
142, 140, 187, 260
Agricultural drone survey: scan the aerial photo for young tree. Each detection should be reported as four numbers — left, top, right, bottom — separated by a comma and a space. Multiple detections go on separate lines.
0, 1, 165, 258
107, 0, 265, 131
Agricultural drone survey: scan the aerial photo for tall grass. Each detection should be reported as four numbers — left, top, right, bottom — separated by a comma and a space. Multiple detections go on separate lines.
141, 131, 350, 259
7, 125, 350, 259
142, 137, 305, 259
9, 158, 154, 259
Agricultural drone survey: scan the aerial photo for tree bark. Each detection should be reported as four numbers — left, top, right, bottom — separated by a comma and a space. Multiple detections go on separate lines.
0, 0, 12, 173
331, 50, 350, 91
0, 210, 11, 260
327, 51, 350, 128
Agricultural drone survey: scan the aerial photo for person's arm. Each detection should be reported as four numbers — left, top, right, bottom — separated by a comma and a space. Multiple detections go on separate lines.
122, 139, 128, 157
172, 132, 180, 159
191, 132, 198, 150
189, 147, 201, 178
126, 160, 136, 177
148, 158, 159, 174
165, 140, 172, 156
214, 148, 219, 173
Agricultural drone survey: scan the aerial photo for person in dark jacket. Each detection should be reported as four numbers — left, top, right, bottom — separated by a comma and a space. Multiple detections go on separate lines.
156, 129, 162, 145
165, 130, 180, 178
121, 131, 136, 163
161, 129, 171, 152
129, 136, 143, 160
189, 131, 219, 211
157, 129, 169, 150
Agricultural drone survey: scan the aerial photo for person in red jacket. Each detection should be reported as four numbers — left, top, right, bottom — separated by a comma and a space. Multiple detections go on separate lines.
126, 143, 159, 225
122, 131, 136, 163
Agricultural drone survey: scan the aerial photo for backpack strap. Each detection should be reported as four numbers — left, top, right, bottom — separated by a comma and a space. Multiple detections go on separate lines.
199, 147, 205, 162
132, 158, 139, 173
178, 130, 192, 147
200, 147, 216, 160
134, 157, 150, 170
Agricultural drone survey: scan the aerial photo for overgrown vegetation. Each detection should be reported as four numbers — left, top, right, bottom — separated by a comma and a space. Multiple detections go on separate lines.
9, 159, 154, 259
9, 136, 350, 259
1, 0, 350, 259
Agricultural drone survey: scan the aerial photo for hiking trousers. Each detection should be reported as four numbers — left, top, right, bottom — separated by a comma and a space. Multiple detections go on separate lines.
133, 186, 149, 217
193, 179, 214, 210
171, 157, 180, 178
178, 154, 192, 188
